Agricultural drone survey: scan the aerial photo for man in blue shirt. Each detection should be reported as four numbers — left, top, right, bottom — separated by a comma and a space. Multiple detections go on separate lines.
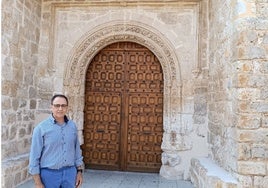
29, 94, 83, 188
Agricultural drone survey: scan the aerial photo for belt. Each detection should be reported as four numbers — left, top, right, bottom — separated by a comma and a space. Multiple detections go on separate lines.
43, 166, 75, 171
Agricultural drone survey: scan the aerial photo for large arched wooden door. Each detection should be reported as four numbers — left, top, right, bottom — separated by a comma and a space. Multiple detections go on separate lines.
82, 42, 163, 172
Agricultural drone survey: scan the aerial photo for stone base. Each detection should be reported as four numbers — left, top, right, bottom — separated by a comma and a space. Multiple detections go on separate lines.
1, 154, 31, 188
160, 165, 184, 180
190, 157, 238, 188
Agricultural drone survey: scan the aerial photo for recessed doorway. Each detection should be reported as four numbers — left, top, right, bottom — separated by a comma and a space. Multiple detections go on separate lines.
82, 42, 164, 172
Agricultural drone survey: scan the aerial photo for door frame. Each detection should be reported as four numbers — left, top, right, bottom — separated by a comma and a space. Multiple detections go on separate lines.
63, 22, 182, 174
83, 42, 164, 172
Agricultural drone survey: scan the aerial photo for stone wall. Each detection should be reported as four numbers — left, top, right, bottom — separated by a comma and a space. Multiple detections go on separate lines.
205, 0, 268, 187
207, 0, 237, 173
2, 0, 267, 188
233, 0, 268, 187
1, 0, 42, 187
2, 0, 210, 187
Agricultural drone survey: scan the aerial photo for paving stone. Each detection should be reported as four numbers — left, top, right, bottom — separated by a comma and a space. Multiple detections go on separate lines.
17, 169, 195, 188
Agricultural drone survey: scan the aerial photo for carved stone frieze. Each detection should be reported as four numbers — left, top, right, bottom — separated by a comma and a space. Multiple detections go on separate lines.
64, 22, 182, 110
65, 22, 181, 84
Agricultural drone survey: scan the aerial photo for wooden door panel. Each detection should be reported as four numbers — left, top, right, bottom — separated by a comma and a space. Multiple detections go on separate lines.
85, 51, 124, 93
126, 93, 163, 172
83, 92, 121, 170
83, 42, 163, 172
124, 46, 163, 172
126, 51, 163, 93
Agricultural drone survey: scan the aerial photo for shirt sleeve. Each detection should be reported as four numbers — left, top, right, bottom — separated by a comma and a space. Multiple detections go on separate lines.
28, 126, 43, 175
74, 130, 83, 167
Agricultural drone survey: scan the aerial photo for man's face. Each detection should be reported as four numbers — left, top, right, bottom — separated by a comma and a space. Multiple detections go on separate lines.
51, 97, 68, 119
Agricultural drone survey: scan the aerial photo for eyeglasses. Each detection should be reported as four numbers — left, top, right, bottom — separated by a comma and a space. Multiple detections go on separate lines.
53, 104, 68, 108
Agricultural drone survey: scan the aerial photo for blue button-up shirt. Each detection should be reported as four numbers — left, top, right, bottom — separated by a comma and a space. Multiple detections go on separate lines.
29, 115, 83, 175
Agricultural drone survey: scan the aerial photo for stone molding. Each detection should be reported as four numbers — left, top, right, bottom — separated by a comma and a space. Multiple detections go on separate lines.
63, 21, 182, 139
62, 21, 187, 179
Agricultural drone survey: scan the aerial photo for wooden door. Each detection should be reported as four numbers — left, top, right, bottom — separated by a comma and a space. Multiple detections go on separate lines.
82, 42, 163, 172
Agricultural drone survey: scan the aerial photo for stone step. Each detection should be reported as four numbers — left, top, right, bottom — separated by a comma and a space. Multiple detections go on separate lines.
190, 157, 238, 188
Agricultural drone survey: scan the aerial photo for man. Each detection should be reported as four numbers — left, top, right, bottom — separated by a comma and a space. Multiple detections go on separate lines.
29, 94, 83, 188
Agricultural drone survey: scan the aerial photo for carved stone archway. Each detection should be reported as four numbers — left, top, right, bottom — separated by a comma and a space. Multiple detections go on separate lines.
64, 21, 182, 177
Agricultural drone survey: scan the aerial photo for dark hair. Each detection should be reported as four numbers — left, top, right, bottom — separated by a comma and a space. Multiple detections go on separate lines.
51, 94, 69, 105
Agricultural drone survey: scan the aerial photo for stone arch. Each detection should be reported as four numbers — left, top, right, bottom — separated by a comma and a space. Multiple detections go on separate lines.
63, 21, 182, 151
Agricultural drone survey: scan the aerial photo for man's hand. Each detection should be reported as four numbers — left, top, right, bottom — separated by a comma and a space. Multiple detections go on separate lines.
75, 172, 83, 188
32, 174, 45, 188
35, 183, 45, 188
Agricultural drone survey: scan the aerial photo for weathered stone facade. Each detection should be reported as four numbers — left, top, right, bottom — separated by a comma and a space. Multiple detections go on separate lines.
1, 0, 267, 188
2, 0, 42, 187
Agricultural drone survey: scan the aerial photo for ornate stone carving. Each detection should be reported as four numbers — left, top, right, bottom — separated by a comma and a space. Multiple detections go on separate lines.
64, 21, 184, 178
65, 22, 180, 82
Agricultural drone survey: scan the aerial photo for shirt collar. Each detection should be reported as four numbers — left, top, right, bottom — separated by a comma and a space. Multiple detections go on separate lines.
50, 114, 69, 124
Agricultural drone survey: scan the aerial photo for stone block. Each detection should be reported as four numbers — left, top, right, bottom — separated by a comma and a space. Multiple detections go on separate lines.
238, 129, 267, 143
8, 124, 17, 141
251, 144, 266, 159
256, 18, 268, 30
236, 73, 268, 88
14, 172, 22, 186
238, 161, 266, 175
234, 60, 253, 73
194, 103, 207, 116
239, 44, 266, 59
225, 182, 239, 188
260, 86, 268, 100
190, 157, 238, 188
256, 2, 268, 18
237, 30, 258, 45
2, 175, 14, 188
251, 101, 268, 113
237, 143, 251, 160
208, 122, 222, 136
1, 80, 12, 96
161, 132, 192, 151
160, 152, 184, 180
254, 175, 268, 188
237, 88, 261, 101
207, 177, 223, 188
237, 114, 261, 129
161, 152, 181, 167
236, 174, 253, 188
30, 99, 37, 109
1, 125, 9, 141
